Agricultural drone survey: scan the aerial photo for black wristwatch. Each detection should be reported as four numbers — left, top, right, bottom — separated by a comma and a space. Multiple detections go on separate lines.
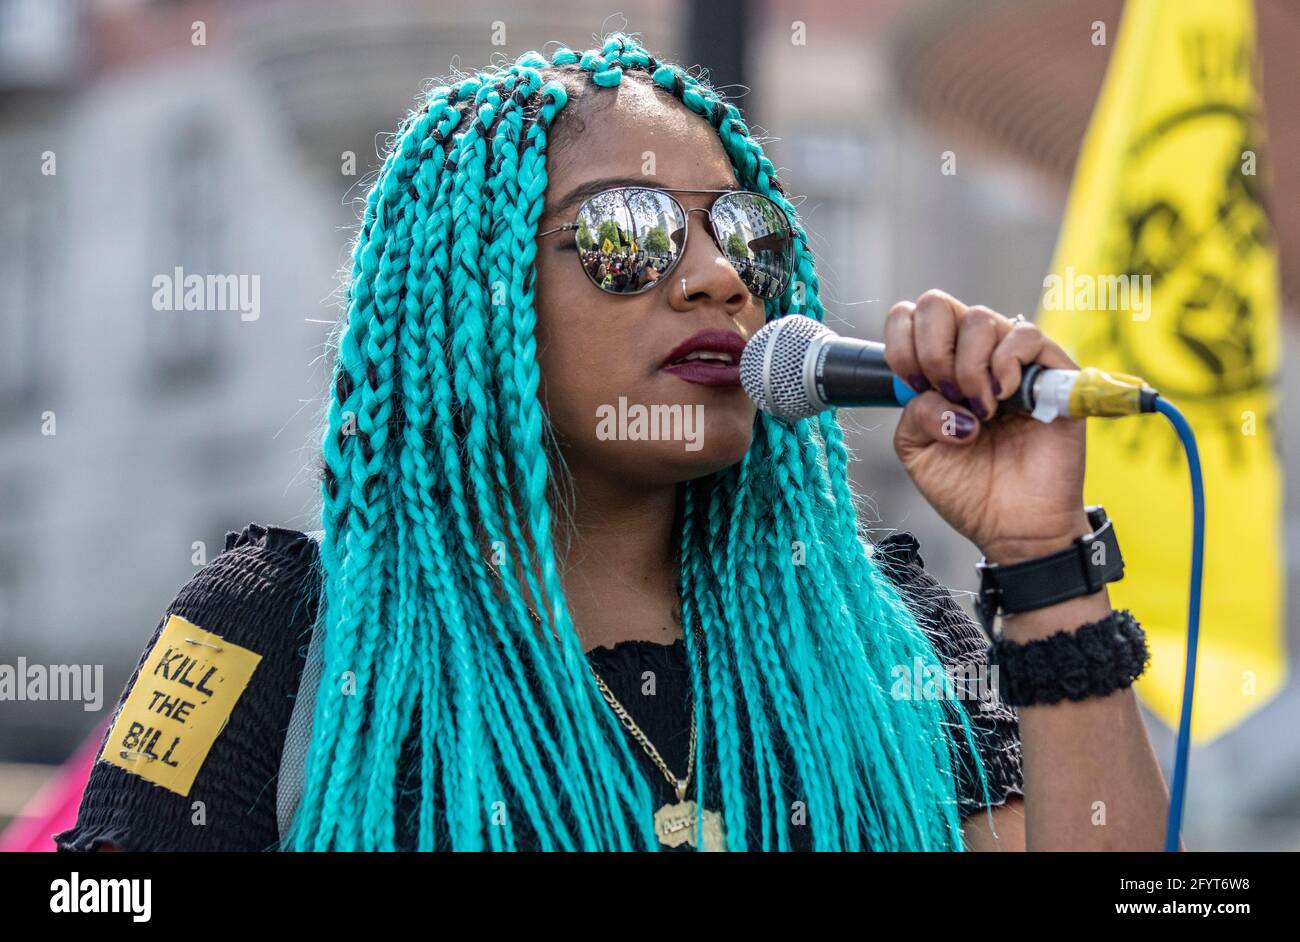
974, 505, 1124, 636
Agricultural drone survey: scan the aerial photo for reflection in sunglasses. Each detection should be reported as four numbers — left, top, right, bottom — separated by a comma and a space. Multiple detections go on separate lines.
568, 187, 793, 298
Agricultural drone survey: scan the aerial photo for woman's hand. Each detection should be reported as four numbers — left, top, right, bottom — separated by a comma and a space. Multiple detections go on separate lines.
885, 293, 1173, 852
884, 289, 1093, 565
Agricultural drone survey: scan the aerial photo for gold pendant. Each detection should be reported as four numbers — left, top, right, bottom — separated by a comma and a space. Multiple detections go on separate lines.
654, 800, 726, 851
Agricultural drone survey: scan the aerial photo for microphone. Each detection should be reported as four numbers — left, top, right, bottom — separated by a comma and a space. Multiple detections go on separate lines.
739, 314, 1158, 423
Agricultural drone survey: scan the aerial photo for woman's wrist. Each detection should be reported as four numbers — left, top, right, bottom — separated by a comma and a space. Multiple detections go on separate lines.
977, 508, 1095, 567
991, 605, 1150, 707
974, 507, 1118, 641
997, 585, 1114, 642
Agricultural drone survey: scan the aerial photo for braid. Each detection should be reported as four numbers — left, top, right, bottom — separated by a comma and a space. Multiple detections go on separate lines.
357, 104, 452, 850
508, 72, 661, 849
291, 32, 989, 852
680, 479, 750, 849
707, 457, 781, 850
300, 105, 428, 849
389, 96, 463, 851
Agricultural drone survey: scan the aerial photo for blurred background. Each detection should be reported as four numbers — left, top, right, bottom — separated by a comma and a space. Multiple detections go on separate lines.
1, 0, 1296, 850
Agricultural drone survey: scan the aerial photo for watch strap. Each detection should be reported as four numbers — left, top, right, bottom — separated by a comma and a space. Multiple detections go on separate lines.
975, 505, 1124, 634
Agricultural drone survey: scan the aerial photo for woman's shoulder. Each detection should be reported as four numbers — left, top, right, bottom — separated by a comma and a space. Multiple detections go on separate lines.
869, 529, 1024, 817
867, 528, 992, 669
158, 522, 324, 658
867, 529, 926, 574
53, 522, 322, 852
219, 522, 322, 576
178, 522, 324, 633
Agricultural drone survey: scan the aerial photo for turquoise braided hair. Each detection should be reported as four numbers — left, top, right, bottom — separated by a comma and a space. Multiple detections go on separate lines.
287, 33, 991, 852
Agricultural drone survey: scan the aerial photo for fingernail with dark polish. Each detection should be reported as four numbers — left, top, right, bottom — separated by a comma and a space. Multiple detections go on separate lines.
938, 380, 962, 402
988, 371, 1002, 397
968, 398, 988, 420
908, 374, 931, 393
953, 412, 977, 438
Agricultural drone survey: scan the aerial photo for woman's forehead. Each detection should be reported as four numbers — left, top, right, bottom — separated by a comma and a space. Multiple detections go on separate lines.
543, 86, 736, 217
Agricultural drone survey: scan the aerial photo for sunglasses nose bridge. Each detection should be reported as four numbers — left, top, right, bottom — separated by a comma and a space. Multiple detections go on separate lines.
681, 205, 718, 246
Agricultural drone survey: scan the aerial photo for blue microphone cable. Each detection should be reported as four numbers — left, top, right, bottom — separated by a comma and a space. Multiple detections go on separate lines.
1014, 374, 1206, 853
1005, 374, 1205, 853
1153, 396, 1205, 853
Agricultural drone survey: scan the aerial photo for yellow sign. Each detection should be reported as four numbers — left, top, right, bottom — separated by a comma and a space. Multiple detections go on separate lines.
1036, 0, 1285, 742
100, 614, 262, 795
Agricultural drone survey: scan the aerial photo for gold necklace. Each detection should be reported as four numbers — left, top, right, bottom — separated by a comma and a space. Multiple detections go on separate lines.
486, 564, 726, 851
586, 641, 725, 851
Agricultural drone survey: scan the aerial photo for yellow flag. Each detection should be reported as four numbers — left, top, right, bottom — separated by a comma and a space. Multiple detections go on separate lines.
1036, 0, 1285, 743
601, 237, 614, 254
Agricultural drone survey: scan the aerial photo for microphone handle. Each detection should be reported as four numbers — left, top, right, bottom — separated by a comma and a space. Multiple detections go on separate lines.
817, 338, 1040, 415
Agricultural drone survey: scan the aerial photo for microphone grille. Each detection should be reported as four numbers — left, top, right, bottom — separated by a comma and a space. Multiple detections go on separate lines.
739, 315, 832, 421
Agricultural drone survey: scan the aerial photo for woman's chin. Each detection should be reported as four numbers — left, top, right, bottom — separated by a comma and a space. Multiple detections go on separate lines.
648, 426, 755, 483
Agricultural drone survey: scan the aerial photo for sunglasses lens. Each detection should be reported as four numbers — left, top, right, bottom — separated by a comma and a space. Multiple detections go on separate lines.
575, 188, 684, 295
710, 191, 794, 301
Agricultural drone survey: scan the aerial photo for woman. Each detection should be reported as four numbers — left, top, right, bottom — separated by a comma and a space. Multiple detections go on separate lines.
57, 34, 1170, 852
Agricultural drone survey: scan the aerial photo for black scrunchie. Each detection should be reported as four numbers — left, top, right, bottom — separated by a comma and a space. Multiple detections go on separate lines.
989, 608, 1150, 707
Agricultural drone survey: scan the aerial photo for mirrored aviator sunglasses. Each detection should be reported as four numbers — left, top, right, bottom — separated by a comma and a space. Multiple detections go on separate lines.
541, 186, 795, 301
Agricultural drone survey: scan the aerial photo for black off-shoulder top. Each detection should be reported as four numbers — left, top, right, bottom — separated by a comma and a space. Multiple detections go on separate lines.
54, 523, 1023, 852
